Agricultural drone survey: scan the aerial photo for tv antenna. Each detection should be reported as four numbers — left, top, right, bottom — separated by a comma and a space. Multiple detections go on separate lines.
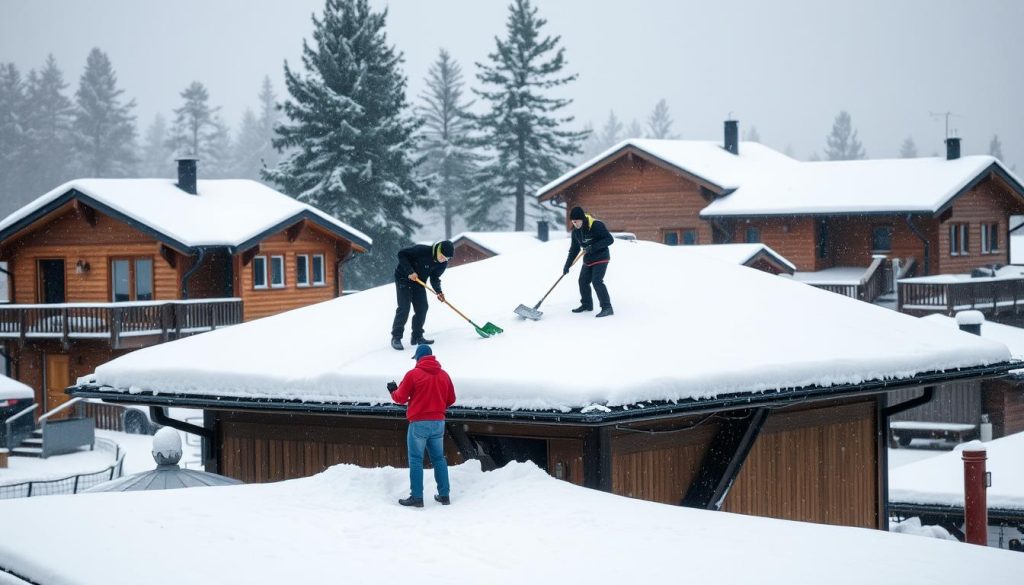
929, 111, 962, 138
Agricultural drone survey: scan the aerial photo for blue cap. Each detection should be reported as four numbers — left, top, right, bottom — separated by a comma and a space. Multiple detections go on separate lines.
412, 344, 433, 360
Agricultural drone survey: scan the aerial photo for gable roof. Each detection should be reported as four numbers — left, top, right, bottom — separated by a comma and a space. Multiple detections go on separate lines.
452, 230, 568, 256
72, 239, 1013, 422
671, 243, 796, 273
0, 179, 372, 253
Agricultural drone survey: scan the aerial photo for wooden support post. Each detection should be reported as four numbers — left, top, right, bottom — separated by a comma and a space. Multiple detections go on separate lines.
582, 426, 612, 492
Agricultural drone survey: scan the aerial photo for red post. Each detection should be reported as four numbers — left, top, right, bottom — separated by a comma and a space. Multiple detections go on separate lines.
962, 447, 988, 546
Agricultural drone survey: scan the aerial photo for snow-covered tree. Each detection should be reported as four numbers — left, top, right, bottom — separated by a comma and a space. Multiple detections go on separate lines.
577, 121, 602, 160
166, 81, 230, 176
232, 77, 282, 180
597, 110, 623, 149
23, 55, 75, 194
139, 114, 172, 177
899, 136, 917, 158
266, 0, 426, 286
743, 125, 761, 143
0, 63, 29, 205
624, 119, 644, 140
417, 49, 481, 239
989, 134, 1004, 160
646, 98, 676, 139
470, 0, 587, 231
72, 48, 137, 177
824, 110, 866, 160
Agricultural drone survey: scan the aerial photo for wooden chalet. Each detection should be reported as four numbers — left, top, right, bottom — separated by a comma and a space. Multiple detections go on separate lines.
537, 123, 1024, 313
68, 241, 1016, 531
0, 158, 371, 419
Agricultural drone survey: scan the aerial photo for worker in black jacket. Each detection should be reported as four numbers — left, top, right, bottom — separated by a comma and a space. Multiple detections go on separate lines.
563, 206, 614, 318
391, 240, 454, 350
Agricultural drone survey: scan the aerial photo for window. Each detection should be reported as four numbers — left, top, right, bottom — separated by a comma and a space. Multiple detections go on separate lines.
663, 230, 698, 246
312, 254, 326, 285
745, 227, 761, 244
817, 219, 829, 259
296, 254, 310, 287
949, 223, 969, 256
111, 258, 153, 302
682, 230, 698, 245
981, 223, 1000, 254
253, 256, 268, 289
663, 231, 679, 246
871, 225, 893, 252
270, 255, 285, 288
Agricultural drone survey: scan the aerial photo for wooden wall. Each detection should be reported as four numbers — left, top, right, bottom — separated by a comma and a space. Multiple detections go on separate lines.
2, 206, 180, 303
450, 241, 494, 267
733, 217, 818, 271
6, 340, 128, 415
827, 216, 934, 273
887, 381, 982, 425
234, 225, 343, 321
936, 177, 1024, 274
611, 419, 716, 503
982, 379, 1024, 437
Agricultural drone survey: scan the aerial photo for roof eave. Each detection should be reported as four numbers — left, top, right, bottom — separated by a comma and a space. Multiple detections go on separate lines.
230, 210, 372, 255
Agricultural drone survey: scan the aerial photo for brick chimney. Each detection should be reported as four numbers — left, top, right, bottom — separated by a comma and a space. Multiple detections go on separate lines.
945, 137, 961, 161
724, 120, 739, 155
176, 157, 199, 195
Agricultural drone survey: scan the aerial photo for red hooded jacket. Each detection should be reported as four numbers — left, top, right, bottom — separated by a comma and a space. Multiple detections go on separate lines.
391, 355, 456, 422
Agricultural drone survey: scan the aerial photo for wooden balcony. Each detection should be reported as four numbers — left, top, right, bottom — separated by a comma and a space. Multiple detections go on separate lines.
898, 275, 1024, 317
0, 298, 242, 349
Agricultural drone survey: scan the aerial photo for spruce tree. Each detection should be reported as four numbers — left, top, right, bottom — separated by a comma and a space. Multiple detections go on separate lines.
646, 99, 676, 139
597, 110, 623, 150
417, 49, 481, 239
989, 134, 1004, 160
23, 55, 75, 194
256, 76, 280, 171
72, 48, 137, 177
471, 0, 586, 231
824, 110, 866, 160
625, 119, 644, 140
166, 81, 230, 176
899, 136, 917, 158
231, 108, 265, 180
577, 121, 602, 160
266, 0, 426, 286
743, 125, 761, 143
0, 63, 29, 208
140, 114, 172, 177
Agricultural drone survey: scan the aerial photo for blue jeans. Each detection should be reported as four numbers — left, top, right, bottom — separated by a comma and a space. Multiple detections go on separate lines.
407, 420, 450, 499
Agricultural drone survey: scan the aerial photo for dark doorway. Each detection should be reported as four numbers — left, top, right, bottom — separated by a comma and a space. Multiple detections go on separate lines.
38, 259, 65, 303
470, 436, 548, 470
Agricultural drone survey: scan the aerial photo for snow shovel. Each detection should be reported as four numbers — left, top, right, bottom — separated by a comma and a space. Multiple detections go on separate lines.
413, 277, 503, 338
514, 251, 584, 321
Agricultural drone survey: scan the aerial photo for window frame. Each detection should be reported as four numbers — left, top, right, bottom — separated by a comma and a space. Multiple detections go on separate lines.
296, 254, 310, 287
270, 255, 286, 288
662, 230, 680, 246
312, 254, 326, 286
981, 223, 1000, 254
252, 255, 268, 289
744, 227, 761, 244
870, 225, 893, 253
110, 256, 154, 302
949, 223, 969, 256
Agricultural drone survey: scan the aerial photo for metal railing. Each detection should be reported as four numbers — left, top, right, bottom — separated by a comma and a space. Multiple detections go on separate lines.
0, 437, 124, 499
2, 403, 37, 449
0, 298, 242, 348
898, 276, 1024, 316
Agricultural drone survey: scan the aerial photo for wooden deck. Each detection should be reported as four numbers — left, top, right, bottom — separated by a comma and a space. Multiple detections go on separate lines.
897, 276, 1024, 317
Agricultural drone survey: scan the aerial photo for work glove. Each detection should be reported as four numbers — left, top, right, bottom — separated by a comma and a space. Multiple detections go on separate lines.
386, 381, 398, 393
563, 265, 570, 275
437, 292, 446, 303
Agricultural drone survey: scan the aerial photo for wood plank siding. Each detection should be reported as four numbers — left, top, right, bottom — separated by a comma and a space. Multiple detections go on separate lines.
6, 340, 129, 416
936, 177, 1024, 274
982, 379, 1024, 437
887, 381, 982, 425
449, 241, 495, 268
233, 225, 345, 321
730, 218, 818, 270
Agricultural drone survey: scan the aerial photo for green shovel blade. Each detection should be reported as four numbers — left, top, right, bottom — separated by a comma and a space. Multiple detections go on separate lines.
480, 322, 503, 336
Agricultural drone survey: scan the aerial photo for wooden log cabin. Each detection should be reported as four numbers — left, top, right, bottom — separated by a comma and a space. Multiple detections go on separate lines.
536, 122, 1024, 311
0, 158, 371, 418
69, 241, 1015, 531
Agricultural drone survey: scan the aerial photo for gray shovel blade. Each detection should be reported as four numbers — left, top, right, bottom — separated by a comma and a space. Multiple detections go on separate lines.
514, 304, 543, 320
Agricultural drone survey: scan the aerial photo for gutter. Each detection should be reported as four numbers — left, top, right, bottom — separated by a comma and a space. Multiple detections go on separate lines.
149, 405, 212, 439
889, 501, 1024, 524
69, 360, 1016, 426
882, 386, 935, 417
905, 214, 930, 276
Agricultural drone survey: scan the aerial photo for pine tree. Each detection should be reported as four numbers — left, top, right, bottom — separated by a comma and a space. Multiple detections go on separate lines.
597, 110, 623, 150
140, 114, 172, 177
72, 48, 137, 177
899, 136, 917, 158
0, 63, 29, 207
166, 81, 230, 176
266, 0, 426, 286
471, 0, 586, 231
417, 49, 481, 239
625, 119, 644, 140
256, 76, 280, 171
577, 121, 602, 160
989, 134, 1004, 160
23, 55, 76, 194
231, 108, 265, 179
824, 110, 866, 160
646, 98, 676, 139
744, 125, 761, 143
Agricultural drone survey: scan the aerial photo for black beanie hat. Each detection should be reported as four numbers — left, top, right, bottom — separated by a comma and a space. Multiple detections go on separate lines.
569, 206, 586, 220
438, 240, 455, 258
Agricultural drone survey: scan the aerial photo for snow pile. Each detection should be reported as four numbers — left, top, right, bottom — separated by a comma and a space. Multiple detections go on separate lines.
889, 431, 1024, 510
0, 375, 33, 400
84, 240, 1011, 410
890, 517, 958, 541
0, 462, 1021, 584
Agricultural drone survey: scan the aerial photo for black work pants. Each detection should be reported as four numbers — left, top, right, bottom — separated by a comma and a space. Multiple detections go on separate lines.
579, 262, 611, 310
391, 280, 428, 339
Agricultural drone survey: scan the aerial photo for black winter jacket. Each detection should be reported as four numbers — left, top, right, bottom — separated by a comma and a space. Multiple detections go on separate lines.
395, 244, 447, 292
565, 215, 614, 271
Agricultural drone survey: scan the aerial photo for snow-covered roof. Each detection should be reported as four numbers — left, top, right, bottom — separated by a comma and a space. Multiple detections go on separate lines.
921, 313, 1024, 377
0, 375, 33, 400
538, 139, 794, 197
452, 230, 567, 256
77, 240, 1012, 414
890, 433, 1024, 512
0, 179, 372, 251
672, 243, 796, 272
0, 462, 1020, 585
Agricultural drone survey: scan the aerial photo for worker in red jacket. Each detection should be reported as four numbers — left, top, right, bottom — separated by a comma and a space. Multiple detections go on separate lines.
387, 344, 456, 507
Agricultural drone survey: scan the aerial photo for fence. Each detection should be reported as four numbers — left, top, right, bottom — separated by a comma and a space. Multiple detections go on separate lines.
0, 437, 124, 499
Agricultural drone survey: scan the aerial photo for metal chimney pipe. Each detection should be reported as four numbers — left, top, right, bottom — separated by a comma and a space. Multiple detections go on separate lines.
962, 446, 988, 546
724, 120, 739, 155
176, 157, 199, 195
945, 137, 961, 161
537, 220, 550, 242
955, 310, 983, 336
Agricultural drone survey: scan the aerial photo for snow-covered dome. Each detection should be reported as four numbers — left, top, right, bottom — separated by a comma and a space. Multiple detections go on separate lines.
152, 427, 183, 466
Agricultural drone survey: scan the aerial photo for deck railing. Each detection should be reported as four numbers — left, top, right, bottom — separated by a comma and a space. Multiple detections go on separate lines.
0, 298, 241, 347
806, 257, 888, 303
898, 276, 1024, 316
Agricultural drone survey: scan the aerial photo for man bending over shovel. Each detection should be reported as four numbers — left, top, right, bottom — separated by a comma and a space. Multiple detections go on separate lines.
565, 206, 614, 318
391, 240, 454, 350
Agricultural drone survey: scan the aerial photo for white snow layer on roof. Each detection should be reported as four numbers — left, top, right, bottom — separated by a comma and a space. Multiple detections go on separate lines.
538, 139, 793, 195
0, 375, 33, 400
921, 314, 1024, 360
85, 240, 1010, 410
0, 462, 1021, 585
453, 230, 566, 255
889, 432, 1024, 511
673, 243, 796, 271
0, 179, 371, 248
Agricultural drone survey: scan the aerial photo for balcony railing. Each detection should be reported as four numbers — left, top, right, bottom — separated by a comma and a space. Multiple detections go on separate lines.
898, 275, 1024, 316
0, 298, 242, 347
803, 256, 890, 304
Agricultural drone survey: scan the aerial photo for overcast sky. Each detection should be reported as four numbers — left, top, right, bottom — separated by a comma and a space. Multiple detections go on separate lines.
2, 0, 1021, 167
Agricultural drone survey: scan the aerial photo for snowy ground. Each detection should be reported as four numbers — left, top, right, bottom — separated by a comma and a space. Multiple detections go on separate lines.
888, 443, 947, 470
0, 461, 1021, 585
